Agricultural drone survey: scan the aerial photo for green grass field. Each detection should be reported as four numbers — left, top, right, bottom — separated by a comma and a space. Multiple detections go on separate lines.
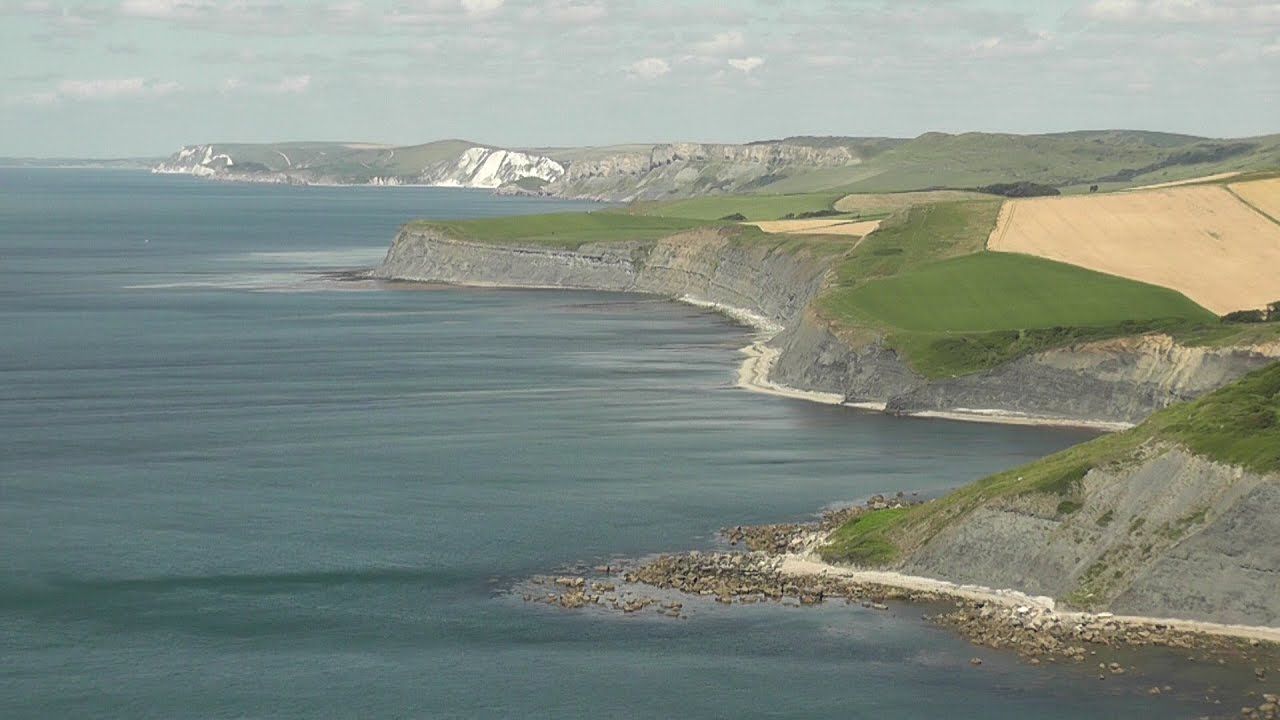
407, 213, 713, 249
819, 360, 1280, 566
812, 198, 1218, 377
830, 252, 1214, 333
623, 192, 847, 221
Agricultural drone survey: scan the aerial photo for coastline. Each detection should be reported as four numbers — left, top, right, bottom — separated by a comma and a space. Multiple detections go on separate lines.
678, 294, 1134, 432
778, 547, 1280, 646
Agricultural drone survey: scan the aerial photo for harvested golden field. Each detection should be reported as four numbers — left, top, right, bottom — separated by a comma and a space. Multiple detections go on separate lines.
833, 190, 988, 214
987, 184, 1280, 314
1229, 177, 1280, 221
750, 219, 882, 236
1129, 172, 1241, 190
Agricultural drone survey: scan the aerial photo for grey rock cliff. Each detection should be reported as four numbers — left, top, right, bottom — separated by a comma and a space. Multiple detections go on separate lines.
900, 447, 1280, 626
374, 228, 1280, 426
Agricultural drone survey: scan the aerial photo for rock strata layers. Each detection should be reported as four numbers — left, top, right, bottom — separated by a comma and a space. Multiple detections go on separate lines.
374, 225, 1280, 426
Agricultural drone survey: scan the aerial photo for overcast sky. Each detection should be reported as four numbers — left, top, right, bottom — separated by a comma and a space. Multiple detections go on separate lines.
2, 0, 1278, 157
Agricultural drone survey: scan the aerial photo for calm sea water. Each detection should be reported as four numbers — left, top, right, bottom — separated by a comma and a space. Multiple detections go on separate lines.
0, 170, 1217, 718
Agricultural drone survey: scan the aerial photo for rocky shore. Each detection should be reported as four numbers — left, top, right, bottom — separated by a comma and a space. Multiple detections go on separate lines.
520, 500, 1280, 717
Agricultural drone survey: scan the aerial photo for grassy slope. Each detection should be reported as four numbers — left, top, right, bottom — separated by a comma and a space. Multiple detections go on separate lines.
761, 131, 1280, 195
191, 140, 477, 179
622, 192, 849, 221
813, 199, 1226, 377
405, 213, 715, 249
820, 361, 1280, 565
836, 253, 1211, 333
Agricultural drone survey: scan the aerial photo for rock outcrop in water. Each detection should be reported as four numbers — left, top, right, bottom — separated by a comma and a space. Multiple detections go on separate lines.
373, 225, 1280, 427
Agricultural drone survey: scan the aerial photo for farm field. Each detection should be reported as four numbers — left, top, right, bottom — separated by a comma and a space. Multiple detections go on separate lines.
1229, 177, 1280, 221
987, 182, 1280, 314
1130, 171, 1241, 190
750, 219, 882, 236
824, 252, 1213, 334
406, 213, 710, 249
833, 190, 989, 214
623, 192, 845, 221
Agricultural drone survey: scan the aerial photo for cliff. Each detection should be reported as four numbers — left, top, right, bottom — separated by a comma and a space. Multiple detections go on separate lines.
374, 227, 1280, 427
533, 142, 864, 202
901, 445, 1280, 625
376, 226, 830, 327
825, 360, 1280, 627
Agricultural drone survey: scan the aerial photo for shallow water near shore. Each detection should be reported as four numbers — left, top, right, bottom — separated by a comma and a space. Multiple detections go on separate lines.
0, 169, 1234, 718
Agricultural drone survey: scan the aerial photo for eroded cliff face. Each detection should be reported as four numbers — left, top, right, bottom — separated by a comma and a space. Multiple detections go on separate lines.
888, 335, 1280, 425
373, 228, 1280, 426
900, 446, 1280, 626
376, 226, 831, 329
538, 143, 860, 202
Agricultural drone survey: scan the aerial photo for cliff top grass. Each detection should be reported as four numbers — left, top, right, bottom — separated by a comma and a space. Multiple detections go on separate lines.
812, 199, 1224, 378
406, 213, 712, 249
820, 361, 1280, 566
622, 192, 849, 221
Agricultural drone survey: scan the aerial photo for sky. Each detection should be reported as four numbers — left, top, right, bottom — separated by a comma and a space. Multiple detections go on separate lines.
1, 0, 1278, 157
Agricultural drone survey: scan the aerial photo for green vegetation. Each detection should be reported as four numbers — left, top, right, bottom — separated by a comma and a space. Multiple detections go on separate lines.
814, 199, 1216, 377
830, 253, 1212, 334
623, 192, 847, 221
407, 213, 712, 249
1057, 500, 1083, 516
819, 361, 1280, 566
817, 131, 1280, 196
1157, 363, 1280, 472
818, 508, 911, 564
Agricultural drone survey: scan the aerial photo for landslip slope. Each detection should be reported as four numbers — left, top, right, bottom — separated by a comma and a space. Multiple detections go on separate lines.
823, 362, 1280, 626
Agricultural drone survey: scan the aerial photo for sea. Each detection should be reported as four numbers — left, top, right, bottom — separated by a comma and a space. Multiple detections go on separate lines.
0, 169, 1229, 718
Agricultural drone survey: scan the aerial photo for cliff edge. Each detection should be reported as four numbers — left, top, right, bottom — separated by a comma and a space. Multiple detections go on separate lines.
374, 223, 1280, 427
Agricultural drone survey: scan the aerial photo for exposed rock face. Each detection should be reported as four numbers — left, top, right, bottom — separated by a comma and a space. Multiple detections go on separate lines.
768, 309, 925, 403
540, 143, 859, 202
153, 144, 234, 177
901, 447, 1280, 626
152, 143, 566, 189
888, 335, 1280, 425
421, 148, 564, 189
373, 227, 1280, 427
153, 140, 866, 199
375, 226, 831, 329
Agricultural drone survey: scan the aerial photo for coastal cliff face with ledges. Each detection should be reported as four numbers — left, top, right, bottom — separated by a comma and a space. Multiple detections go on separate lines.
901, 447, 1280, 626
374, 228, 1280, 426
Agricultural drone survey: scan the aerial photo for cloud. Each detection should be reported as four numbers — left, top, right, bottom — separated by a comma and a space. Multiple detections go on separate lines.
625, 57, 670, 81
694, 31, 745, 56
11, 77, 183, 105
268, 74, 312, 94
967, 32, 1054, 59
118, 0, 212, 19
529, 0, 605, 24
1082, 0, 1141, 20
1080, 0, 1280, 25
215, 75, 312, 95
727, 56, 764, 74
460, 0, 503, 18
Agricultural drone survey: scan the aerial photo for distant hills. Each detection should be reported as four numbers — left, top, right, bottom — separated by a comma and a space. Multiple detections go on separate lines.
0, 157, 160, 170
149, 130, 1280, 202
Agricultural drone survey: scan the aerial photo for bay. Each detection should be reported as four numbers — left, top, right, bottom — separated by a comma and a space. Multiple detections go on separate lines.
0, 170, 1209, 718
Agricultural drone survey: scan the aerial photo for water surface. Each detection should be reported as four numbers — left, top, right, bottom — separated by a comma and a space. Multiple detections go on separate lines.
0, 170, 1214, 718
